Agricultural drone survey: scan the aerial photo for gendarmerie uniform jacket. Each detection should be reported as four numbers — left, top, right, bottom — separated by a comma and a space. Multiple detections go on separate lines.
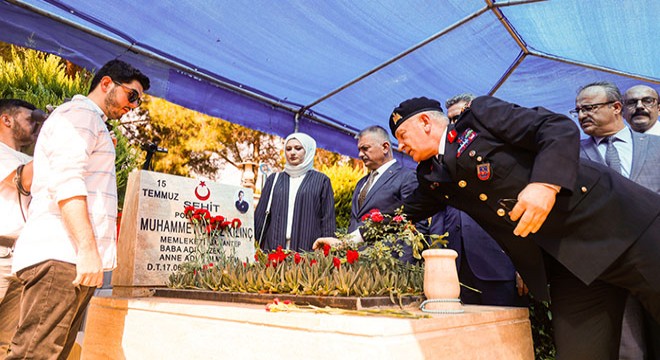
402, 96, 660, 301
255, 170, 336, 252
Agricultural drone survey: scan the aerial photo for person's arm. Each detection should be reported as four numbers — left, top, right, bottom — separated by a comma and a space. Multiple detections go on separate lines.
59, 196, 103, 287
1, 161, 33, 192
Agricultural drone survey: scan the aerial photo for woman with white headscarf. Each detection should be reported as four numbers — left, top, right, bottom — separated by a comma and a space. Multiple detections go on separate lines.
254, 132, 336, 252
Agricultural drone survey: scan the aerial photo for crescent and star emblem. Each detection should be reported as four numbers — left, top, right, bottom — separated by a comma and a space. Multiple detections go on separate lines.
194, 181, 210, 201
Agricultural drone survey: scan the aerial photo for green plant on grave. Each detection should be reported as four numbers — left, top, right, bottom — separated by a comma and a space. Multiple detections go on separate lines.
168, 242, 425, 305
168, 205, 443, 304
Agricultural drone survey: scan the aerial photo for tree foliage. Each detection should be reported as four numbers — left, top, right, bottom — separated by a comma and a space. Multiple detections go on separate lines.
120, 97, 283, 180
0, 44, 92, 110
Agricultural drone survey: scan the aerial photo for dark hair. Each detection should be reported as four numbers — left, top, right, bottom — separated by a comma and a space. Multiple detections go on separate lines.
445, 93, 476, 109
577, 81, 622, 103
89, 59, 151, 94
0, 99, 37, 116
238, 190, 244, 196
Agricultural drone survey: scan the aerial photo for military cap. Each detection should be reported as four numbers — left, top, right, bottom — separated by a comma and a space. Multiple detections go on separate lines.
389, 97, 443, 136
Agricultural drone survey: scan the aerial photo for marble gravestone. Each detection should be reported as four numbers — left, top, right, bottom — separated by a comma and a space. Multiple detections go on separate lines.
112, 170, 255, 296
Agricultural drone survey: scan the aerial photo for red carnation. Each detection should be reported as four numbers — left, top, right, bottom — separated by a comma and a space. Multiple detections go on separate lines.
208, 263, 214, 267
346, 250, 359, 264
184, 206, 196, 216
310, 259, 318, 266
232, 218, 242, 228
332, 257, 341, 269
371, 212, 384, 223
361, 213, 371, 221
202, 265, 208, 270
294, 253, 302, 264
369, 208, 380, 214
393, 215, 404, 223
206, 224, 213, 234
323, 243, 331, 257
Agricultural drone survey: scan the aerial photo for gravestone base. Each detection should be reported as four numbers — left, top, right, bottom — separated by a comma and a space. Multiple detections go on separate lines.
81, 295, 534, 359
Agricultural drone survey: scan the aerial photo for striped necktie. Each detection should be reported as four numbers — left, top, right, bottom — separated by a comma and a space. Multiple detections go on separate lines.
604, 136, 621, 174
358, 171, 378, 208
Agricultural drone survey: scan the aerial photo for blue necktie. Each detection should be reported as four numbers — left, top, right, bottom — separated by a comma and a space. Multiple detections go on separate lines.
604, 136, 621, 174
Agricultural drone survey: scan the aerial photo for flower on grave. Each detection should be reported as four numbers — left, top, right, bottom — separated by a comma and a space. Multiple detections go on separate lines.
346, 249, 359, 264
183, 205, 242, 267
359, 206, 447, 263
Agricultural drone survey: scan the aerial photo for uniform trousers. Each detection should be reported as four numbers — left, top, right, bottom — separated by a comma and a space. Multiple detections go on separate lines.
458, 253, 528, 307
7, 260, 95, 360
546, 215, 660, 360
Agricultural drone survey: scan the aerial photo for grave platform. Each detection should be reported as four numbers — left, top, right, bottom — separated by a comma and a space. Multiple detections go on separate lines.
81, 295, 533, 359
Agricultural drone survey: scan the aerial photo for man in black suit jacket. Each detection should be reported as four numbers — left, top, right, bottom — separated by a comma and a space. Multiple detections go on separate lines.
389, 96, 660, 360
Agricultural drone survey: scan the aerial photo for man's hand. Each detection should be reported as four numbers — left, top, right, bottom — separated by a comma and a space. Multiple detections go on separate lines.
509, 182, 559, 237
59, 196, 104, 288
73, 249, 104, 288
312, 237, 342, 250
515, 272, 529, 296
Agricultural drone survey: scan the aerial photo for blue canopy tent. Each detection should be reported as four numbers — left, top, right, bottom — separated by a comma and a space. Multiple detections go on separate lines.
1, 0, 658, 159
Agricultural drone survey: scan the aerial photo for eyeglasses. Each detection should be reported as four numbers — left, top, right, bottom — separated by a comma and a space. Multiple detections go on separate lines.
623, 97, 658, 108
113, 81, 142, 106
569, 101, 614, 118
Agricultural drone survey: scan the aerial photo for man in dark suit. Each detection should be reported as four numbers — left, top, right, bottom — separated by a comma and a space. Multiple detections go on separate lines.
347, 125, 418, 233
389, 96, 660, 360
575, 81, 660, 358
315, 126, 421, 261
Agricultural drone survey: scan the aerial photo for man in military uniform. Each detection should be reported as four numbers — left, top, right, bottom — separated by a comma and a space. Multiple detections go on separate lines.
389, 96, 660, 360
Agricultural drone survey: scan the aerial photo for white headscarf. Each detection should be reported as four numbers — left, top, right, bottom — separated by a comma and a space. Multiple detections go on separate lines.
283, 132, 316, 178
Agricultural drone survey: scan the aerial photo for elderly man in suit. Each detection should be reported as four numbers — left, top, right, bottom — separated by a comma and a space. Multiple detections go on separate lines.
389, 95, 660, 360
575, 81, 660, 359
315, 126, 421, 262
347, 125, 418, 233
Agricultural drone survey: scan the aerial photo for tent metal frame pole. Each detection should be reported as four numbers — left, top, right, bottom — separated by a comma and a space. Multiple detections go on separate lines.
488, 52, 527, 95
531, 52, 660, 85
485, 0, 532, 95
297, 5, 491, 117
5, 0, 358, 135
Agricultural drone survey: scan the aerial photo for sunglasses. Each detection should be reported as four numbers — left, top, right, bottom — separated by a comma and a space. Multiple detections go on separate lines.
113, 81, 142, 106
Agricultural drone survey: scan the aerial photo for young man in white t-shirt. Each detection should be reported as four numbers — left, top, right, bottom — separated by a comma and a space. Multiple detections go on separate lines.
0, 98, 44, 357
